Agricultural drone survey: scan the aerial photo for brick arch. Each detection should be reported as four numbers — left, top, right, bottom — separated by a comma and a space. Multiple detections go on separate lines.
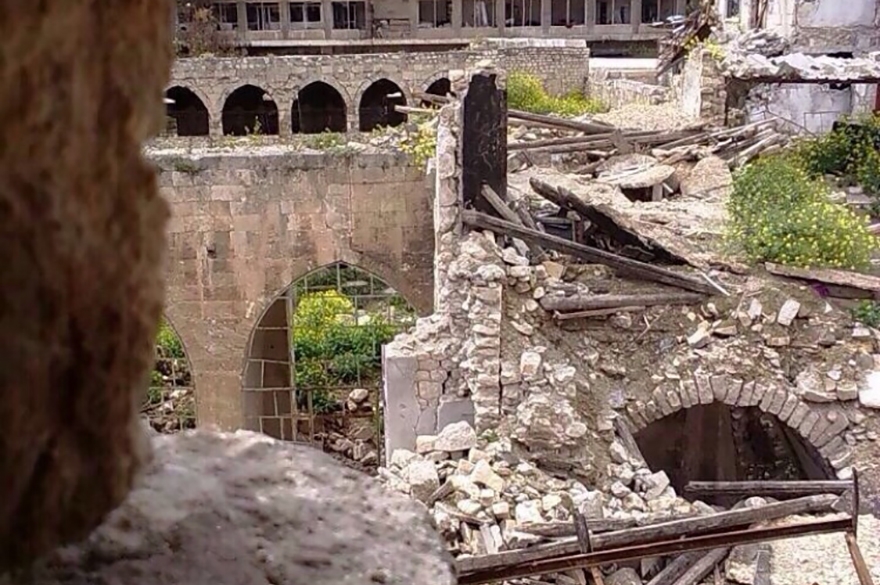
240, 259, 421, 440
147, 314, 199, 429
421, 71, 453, 94
164, 83, 213, 114
216, 82, 280, 114
622, 374, 853, 477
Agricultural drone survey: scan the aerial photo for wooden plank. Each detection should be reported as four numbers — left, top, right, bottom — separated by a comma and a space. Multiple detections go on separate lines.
462, 71, 506, 215
542, 292, 704, 313
845, 531, 876, 585
684, 480, 851, 499
507, 108, 614, 134
480, 184, 546, 262
554, 306, 647, 321
461, 210, 715, 294
670, 548, 730, 585
614, 416, 648, 468
765, 262, 880, 294
646, 552, 705, 585
519, 511, 700, 538
455, 494, 839, 574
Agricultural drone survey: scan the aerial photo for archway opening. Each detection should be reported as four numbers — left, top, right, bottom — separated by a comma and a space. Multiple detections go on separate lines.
221, 84, 280, 136
242, 263, 417, 470
358, 79, 407, 132
165, 86, 210, 136
142, 318, 196, 433
634, 403, 832, 507
421, 77, 455, 108
292, 81, 347, 134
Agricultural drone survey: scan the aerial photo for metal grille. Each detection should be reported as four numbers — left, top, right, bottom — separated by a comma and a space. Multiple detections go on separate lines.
143, 320, 197, 433
242, 263, 416, 469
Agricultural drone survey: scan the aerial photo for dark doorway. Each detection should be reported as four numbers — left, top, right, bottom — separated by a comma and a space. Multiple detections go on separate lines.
358, 79, 407, 132
165, 86, 210, 136
221, 84, 280, 136
635, 403, 832, 507
292, 82, 348, 134
421, 77, 455, 107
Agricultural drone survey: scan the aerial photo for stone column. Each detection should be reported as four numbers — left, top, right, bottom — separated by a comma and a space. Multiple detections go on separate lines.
631, 0, 641, 31
586, 0, 595, 31
280, 0, 291, 37
496, 0, 505, 32
236, 1, 248, 36
452, 0, 463, 34
411, 0, 420, 36
541, 0, 551, 32
322, 0, 333, 38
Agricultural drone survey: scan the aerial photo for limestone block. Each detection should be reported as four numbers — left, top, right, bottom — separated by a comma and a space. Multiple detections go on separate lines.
27, 431, 455, 584
0, 0, 175, 571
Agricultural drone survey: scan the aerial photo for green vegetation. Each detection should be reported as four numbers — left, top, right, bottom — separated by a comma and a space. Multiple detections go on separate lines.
727, 156, 876, 270
852, 300, 880, 328
305, 130, 346, 150
398, 114, 438, 168
291, 289, 411, 414
506, 71, 607, 117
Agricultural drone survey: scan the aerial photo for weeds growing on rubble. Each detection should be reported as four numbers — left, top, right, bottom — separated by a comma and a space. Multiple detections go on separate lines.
852, 300, 880, 328
506, 71, 606, 117
398, 114, 438, 168
727, 156, 876, 270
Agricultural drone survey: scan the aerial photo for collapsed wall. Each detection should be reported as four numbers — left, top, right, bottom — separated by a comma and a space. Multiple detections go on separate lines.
381, 70, 880, 526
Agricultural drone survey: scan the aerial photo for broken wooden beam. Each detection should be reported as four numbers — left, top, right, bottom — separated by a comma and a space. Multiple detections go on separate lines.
765, 262, 880, 298
646, 552, 705, 585
669, 548, 730, 585
684, 480, 851, 499
461, 210, 715, 294
554, 306, 647, 320
542, 292, 704, 313
457, 516, 852, 584
507, 109, 614, 134
456, 494, 840, 575
480, 184, 546, 262
518, 511, 700, 538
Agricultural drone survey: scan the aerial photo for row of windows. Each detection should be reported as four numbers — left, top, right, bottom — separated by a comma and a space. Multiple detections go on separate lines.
165, 78, 452, 136
180, 1, 367, 32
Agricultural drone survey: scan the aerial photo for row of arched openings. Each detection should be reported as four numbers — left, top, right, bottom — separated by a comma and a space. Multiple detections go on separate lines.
165, 78, 454, 137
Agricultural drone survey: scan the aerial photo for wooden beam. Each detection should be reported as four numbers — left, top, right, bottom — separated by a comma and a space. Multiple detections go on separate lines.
507, 108, 614, 134
554, 306, 647, 320
646, 552, 705, 585
765, 262, 880, 296
480, 184, 546, 262
684, 480, 851, 499
461, 210, 716, 294
455, 494, 839, 574
542, 292, 704, 313
669, 548, 730, 585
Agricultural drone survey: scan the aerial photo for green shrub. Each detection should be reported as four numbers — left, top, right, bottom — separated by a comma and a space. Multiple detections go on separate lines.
156, 319, 185, 358
506, 71, 606, 117
852, 300, 880, 328
794, 114, 880, 182
727, 156, 876, 270
291, 290, 401, 413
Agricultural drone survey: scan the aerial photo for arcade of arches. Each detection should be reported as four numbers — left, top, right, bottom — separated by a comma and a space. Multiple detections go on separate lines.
162, 77, 451, 136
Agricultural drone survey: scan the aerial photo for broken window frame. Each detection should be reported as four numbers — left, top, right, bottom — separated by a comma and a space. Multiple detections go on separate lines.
331, 1, 367, 29
212, 2, 240, 29
247, 2, 282, 31
462, 0, 497, 28
418, 0, 453, 28
505, 0, 540, 27
290, 1, 323, 28
597, 0, 630, 24
549, 0, 587, 26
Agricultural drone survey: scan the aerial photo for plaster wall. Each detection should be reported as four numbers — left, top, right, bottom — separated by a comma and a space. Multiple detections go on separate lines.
746, 83, 854, 134
152, 149, 434, 431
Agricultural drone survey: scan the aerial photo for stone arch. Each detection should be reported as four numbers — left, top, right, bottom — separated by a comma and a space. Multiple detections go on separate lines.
292, 80, 348, 134
221, 83, 280, 136
356, 78, 409, 132
144, 316, 197, 433
622, 376, 853, 491
164, 85, 210, 136
421, 76, 455, 107
241, 262, 418, 467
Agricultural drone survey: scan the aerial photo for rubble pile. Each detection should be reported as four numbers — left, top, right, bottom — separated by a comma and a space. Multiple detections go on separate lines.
379, 420, 695, 559
721, 28, 790, 58
722, 51, 880, 82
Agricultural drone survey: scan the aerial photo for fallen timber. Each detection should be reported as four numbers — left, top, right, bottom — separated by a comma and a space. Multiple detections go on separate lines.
460, 210, 716, 294
455, 474, 874, 585
684, 479, 852, 499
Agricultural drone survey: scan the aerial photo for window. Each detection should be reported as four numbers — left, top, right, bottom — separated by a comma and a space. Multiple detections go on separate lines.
507, 0, 541, 26
331, 1, 366, 29
291, 1, 322, 27
212, 3, 239, 29
419, 0, 453, 27
727, 0, 740, 18
247, 2, 282, 30
549, 0, 585, 26
462, 0, 496, 27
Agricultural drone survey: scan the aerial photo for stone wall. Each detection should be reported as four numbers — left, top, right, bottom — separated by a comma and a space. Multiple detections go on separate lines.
589, 69, 670, 108
170, 41, 589, 135
745, 83, 855, 134
672, 47, 728, 123
152, 147, 434, 430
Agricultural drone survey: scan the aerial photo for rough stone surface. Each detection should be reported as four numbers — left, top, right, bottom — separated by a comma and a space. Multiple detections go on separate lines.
434, 421, 478, 452
25, 431, 456, 585
0, 0, 173, 571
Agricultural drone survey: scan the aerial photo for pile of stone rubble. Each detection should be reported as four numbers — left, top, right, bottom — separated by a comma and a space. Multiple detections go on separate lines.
379, 420, 694, 560
722, 51, 880, 82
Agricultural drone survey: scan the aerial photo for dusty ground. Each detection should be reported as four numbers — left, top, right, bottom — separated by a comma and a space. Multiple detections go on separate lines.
592, 103, 699, 131
767, 514, 880, 585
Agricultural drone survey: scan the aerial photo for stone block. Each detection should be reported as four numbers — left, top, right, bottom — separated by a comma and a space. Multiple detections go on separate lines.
694, 373, 713, 404
797, 411, 821, 439
437, 399, 476, 430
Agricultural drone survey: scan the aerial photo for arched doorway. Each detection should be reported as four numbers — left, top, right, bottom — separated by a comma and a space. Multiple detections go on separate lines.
292, 81, 348, 134
421, 77, 454, 108
242, 263, 417, 469
143, 318, 196, 433
221, 84, 280, 136
165, 86, 210, 136
634, 400, 836, 507
358, 79, 407, 132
